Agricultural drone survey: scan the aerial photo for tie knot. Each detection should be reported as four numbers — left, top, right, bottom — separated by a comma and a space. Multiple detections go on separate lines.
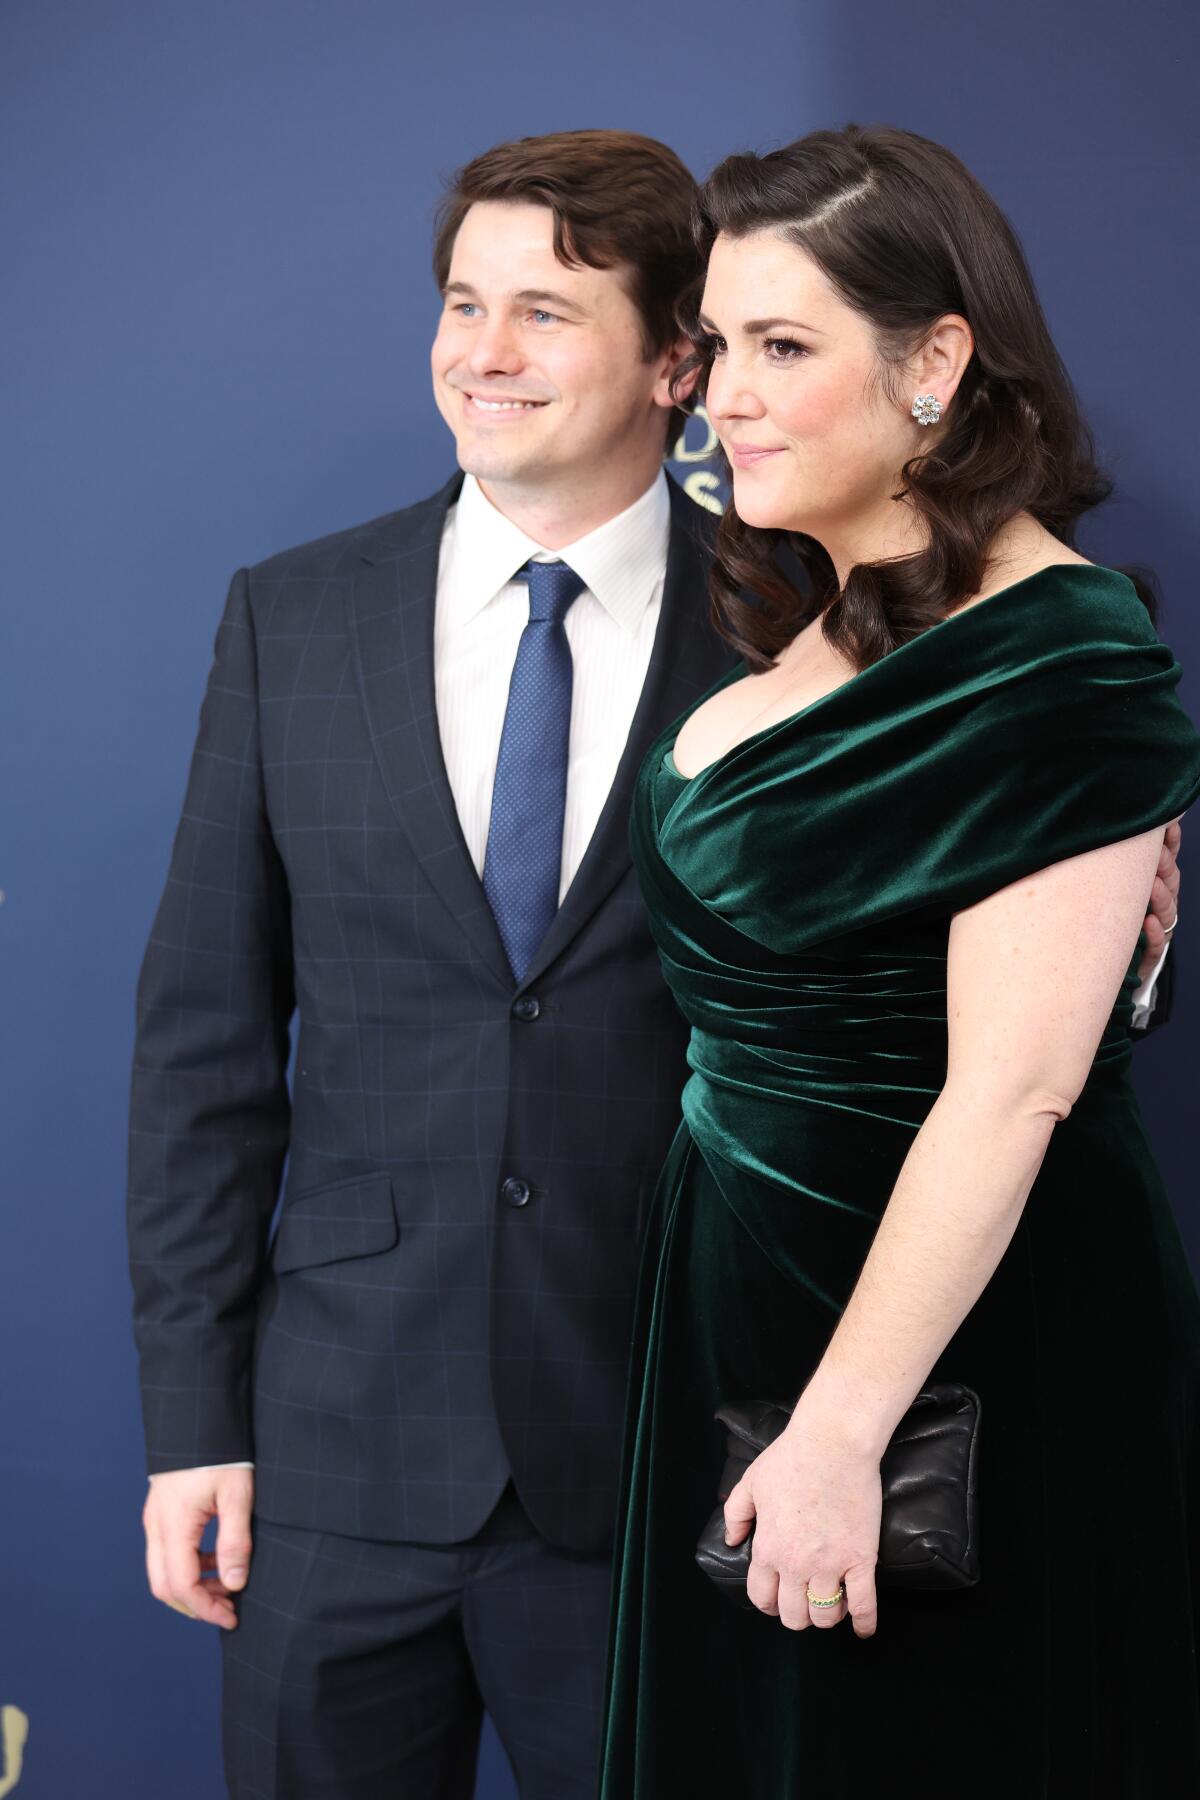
519, 558, 586, 624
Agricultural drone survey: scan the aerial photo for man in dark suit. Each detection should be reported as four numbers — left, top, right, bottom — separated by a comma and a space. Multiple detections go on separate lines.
129, 129, 732, 1800
128, 129, 1181, 1799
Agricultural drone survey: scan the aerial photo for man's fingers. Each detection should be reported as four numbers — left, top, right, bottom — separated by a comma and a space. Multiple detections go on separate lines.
216, 1488, 254, 1591
1140, 846, 1181, 984
1151, 874, 1179, 919
1156, 821, 1181, 908
145, 1529, 168, 1607
163, 1536, 237, 1629
168, 1576, 236, 1628
1138, 915, 1165, 984
141, 1469, 254, 1628
197, 1551, 238, 1599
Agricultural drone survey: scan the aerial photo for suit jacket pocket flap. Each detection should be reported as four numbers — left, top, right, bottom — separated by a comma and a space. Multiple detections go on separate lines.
271, 1172, 398, 1273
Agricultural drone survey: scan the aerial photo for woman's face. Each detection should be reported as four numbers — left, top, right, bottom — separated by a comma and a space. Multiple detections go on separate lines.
700, 231, 924, 541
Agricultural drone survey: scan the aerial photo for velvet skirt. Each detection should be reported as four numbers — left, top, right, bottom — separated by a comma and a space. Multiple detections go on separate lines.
599, 1084, 1200, 1797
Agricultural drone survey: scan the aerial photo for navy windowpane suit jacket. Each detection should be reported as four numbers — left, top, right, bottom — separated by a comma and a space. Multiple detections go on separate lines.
126, 471, 735, 1554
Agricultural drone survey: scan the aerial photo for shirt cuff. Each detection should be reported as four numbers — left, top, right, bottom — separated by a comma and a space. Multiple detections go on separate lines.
1131, 939, 1172, 1030
147, 1462, 255, 1482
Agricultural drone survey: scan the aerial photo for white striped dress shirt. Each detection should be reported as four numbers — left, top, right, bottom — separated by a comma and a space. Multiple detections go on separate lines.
434, 471, 670, 902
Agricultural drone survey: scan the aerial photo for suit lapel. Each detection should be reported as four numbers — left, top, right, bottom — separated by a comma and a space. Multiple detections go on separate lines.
348, 473, 516, 988
518, 478, 730, 990
350, 472, 730, 994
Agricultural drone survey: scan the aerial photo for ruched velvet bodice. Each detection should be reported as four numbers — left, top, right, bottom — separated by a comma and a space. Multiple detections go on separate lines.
600, 566, 1200, 1799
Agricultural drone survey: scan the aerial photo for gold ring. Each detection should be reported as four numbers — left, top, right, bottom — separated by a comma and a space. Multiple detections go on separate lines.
806, 1585, 845, 1608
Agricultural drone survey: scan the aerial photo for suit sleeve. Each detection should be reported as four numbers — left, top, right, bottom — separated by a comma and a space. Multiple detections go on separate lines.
127, 568, 294, 1473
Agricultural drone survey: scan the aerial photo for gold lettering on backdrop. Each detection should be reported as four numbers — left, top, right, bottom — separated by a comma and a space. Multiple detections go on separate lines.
670, 404, 719, 464
682, 471, 723, 514
669, 407, 725, 515
0, 1707, 28, 1797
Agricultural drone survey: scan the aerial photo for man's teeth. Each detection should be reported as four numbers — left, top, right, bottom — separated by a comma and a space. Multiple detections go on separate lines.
471, 398, 542, 411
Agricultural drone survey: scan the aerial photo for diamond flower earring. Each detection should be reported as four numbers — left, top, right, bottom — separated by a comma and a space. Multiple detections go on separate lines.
911, 393, 943, 426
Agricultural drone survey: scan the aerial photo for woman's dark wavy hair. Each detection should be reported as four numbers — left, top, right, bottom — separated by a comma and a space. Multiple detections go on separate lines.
675, 124, 1152, 671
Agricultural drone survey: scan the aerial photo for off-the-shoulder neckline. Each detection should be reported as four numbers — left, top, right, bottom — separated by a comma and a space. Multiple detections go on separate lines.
665, 561, 1138, 789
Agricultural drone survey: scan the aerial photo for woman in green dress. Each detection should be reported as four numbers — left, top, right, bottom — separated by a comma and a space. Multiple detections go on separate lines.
599, 125, 1200, 1797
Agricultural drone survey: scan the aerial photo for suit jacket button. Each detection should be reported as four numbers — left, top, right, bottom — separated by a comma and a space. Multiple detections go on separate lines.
512, 996, 540, 1021
501, 1177, 531, 1208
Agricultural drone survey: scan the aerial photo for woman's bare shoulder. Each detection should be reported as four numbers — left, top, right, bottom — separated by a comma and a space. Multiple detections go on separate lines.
967, 519, 1092, 609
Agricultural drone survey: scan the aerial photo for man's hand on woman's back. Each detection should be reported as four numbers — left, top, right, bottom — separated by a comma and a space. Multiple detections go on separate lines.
1138, 817, 1181, 983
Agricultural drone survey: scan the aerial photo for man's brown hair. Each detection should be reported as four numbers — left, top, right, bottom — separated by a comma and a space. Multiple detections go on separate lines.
433, 129, 701, 443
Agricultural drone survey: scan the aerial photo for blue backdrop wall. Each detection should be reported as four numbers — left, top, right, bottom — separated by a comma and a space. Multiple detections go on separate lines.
3, 2, 1197, 1794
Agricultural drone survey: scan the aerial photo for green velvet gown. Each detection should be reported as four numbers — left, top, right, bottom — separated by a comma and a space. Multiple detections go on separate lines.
598, 566, 1200, 1799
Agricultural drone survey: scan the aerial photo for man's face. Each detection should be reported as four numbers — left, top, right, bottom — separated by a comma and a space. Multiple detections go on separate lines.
431, 201, 675, 499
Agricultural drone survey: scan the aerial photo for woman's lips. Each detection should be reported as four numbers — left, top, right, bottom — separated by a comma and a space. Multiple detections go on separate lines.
727, 443, 784, 468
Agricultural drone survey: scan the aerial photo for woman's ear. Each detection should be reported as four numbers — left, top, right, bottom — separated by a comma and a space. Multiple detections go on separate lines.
910, 312, 974, 409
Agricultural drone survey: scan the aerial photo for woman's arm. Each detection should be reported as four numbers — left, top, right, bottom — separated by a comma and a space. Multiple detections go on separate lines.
724, 822, 1168, 1639
798, 820, 1167, 1445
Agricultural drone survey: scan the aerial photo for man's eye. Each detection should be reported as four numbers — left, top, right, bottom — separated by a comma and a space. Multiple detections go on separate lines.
530, 310, 561, 326
453, 303, 479, 318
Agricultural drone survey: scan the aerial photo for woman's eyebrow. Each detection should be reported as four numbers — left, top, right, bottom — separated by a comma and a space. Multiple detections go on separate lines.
698, 311, 824, 335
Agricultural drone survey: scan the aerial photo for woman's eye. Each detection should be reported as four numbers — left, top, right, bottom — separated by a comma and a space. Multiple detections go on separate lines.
698, 333, 726, 358
765, 337, 807, 363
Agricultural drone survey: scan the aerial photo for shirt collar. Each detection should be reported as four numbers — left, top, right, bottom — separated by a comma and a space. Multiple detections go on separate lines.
442, 471, 671, 636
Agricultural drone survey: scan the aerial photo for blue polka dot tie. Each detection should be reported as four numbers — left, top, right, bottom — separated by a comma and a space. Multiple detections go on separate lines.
483, 558, 586, 983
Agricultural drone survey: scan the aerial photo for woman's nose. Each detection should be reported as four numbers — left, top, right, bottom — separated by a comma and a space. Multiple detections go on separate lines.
706, 358, 765, 423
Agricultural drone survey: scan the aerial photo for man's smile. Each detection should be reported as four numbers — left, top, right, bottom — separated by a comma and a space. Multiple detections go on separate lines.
462, 390, 551, 417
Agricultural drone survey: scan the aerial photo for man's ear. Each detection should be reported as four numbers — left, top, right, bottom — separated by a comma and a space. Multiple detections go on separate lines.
651, 335, 698, 412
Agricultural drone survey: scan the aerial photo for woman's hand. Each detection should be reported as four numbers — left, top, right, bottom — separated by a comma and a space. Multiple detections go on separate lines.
723, 1409, 883, 1638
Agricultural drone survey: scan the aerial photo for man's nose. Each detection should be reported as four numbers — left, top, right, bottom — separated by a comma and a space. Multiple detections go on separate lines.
466, 319, 525, 379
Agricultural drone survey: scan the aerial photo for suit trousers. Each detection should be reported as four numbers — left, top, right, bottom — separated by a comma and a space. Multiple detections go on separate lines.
219, 1481, 613, 1799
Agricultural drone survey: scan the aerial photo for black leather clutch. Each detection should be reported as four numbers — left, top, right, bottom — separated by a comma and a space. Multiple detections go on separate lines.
695, 1382, 981, 1606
